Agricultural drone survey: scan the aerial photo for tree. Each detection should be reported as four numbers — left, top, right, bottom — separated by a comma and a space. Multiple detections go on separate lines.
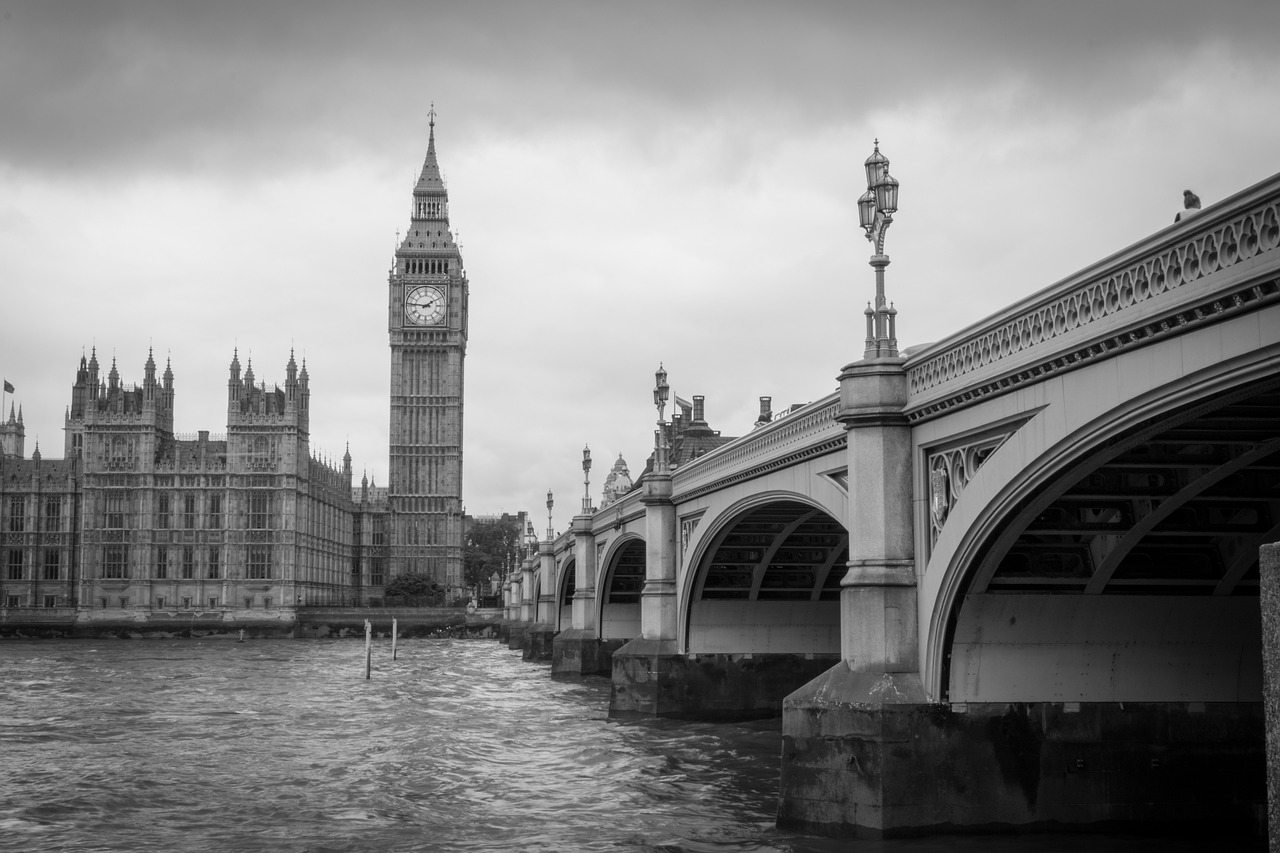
464, 516, 522, 592
384, 572, 444, 606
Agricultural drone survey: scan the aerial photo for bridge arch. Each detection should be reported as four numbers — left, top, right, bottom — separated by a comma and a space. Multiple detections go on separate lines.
924, 339, 1280, 702
596, 534, 645, 640
681, 492, 846, 655
556, 554, 576, 632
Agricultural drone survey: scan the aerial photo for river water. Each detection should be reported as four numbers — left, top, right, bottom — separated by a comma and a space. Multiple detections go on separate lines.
0, 639, 1254, 852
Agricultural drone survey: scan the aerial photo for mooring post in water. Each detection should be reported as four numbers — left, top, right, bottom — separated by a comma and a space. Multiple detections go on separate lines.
364, 619, 372, 680
392, 618, 399, 661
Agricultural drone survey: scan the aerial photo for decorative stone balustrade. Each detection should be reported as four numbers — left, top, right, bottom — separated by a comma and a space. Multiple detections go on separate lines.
671, 394, 843, 501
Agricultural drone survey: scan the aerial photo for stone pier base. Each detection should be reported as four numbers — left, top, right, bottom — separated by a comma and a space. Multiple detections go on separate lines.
1260, 541, 1280, 852
523, 623, 557, 662
551, 630, 621, 678
779, 664, 1264, 838
505, 622, 529, 652
610, 640, 837, 720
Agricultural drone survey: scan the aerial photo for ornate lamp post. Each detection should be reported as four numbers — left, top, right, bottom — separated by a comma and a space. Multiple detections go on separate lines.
653, 363, 670, 473
545, 490, 554, 540
858, 140, 901, 358
581, 445, 593, 514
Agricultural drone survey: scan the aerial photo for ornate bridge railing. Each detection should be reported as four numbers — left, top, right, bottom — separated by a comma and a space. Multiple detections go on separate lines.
671, 393, 844, 501
904, 171, 1280, 423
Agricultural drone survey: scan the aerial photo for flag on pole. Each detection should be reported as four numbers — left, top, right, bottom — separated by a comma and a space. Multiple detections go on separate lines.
2, 380, 12, 393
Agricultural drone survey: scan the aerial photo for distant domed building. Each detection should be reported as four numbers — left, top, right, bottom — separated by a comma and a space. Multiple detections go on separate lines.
600, 454, 634, 508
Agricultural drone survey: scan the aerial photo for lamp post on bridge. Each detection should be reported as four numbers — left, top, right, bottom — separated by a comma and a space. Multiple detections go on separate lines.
545, 490, 554, 541
779, 141, 922, 833
581, 445, 593, 515
858, 140, 901, 359
653, 363, 670, 473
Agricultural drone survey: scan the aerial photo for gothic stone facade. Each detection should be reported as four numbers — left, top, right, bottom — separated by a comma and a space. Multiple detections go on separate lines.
0, 349, 391, 622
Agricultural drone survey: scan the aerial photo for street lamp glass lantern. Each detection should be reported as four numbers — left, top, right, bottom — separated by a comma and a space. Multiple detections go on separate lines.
864, 145, 889, 190
582, 445, 591, 472
874, 172, 899, 214
857, 189, 878, 230
653, 364, 669, 409
546, 490, 553, 510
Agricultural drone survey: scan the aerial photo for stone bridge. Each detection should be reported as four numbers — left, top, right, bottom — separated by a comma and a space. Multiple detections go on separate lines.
501, 170, 1280, 837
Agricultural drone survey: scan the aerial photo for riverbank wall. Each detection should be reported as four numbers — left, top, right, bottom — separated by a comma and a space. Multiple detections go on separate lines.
0, 606, 504, 640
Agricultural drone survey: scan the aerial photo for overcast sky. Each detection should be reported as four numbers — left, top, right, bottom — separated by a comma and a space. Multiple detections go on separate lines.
2, 0, 1277, 534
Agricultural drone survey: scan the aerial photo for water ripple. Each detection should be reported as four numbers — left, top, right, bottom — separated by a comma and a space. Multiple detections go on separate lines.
0, 639, 1243, 853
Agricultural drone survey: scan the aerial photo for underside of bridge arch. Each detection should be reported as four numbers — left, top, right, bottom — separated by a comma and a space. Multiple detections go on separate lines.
688, 499, 845, 655
557, 557, 575, 631
947, 379, 1280, 703
599, 538, 644, 640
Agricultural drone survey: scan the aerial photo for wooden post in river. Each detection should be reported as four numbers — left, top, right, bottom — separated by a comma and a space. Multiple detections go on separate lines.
392, 618, 399, 661
364, 619, 372, 680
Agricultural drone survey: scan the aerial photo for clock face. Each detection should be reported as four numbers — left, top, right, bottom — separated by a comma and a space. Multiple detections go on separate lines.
405, 285, 446, 326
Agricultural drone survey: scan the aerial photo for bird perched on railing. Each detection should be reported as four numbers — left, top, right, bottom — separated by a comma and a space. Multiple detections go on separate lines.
1175, 189, 1202, 223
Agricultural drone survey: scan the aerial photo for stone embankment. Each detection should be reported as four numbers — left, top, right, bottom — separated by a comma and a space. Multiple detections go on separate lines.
0, 606, 503, 640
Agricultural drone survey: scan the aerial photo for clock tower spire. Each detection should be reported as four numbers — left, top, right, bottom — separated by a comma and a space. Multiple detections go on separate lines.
386, 108, 469, 598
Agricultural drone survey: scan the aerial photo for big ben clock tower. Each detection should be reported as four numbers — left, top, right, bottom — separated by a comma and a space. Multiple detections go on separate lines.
387, 110, 469, 596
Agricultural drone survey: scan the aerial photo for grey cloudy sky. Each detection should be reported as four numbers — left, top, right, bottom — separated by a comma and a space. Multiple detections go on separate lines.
2, 0, 1277, 533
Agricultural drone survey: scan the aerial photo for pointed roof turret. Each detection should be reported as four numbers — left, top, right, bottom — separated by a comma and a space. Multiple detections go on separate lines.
415, 105, 446, 196
407, 105, 451, 226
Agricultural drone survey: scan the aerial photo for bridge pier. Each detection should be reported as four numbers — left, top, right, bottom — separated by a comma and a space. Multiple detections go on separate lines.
1262, 541, 1280, 851
525, 541, 558, 662
611, 471, 686, 714
553, 513, 610, 676
779, 354, 935, 834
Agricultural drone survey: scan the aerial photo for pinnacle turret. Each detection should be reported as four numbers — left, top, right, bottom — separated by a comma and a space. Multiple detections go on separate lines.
411, 106, 449, 223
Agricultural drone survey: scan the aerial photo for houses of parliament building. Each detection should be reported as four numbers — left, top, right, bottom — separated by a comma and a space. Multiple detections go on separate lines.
0, 119, 469, 626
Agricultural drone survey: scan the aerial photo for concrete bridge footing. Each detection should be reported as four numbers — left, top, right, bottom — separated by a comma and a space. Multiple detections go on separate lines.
524, 623, 556, 662
505, 621, 529, 652
551, 631, 621, 678
780, 665, 1264, 837
610, 642, 838, 720
1259, 542, 1280, 852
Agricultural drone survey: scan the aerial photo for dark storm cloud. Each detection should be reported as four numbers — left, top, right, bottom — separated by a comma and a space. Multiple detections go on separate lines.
3, 0, 1274, 179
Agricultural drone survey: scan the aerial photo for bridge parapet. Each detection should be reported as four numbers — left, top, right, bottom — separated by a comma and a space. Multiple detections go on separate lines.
669, 394, 843, 501
592, 487, 645, 534
905, 172, 1280, 422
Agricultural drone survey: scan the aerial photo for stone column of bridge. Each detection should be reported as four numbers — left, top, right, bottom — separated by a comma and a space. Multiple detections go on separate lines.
552, 514, 606, 676
503, 574, 522, 648
778, 354, 928, 836
524, 540, 558, 661
610, 469, 682, 714
520, 557, 535, 622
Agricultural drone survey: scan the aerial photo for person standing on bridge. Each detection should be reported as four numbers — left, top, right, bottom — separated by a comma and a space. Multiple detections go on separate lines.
1175, 188, 1202, 222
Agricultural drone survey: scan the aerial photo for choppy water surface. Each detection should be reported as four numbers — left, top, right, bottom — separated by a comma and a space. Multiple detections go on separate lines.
0, 639, 1249, 852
